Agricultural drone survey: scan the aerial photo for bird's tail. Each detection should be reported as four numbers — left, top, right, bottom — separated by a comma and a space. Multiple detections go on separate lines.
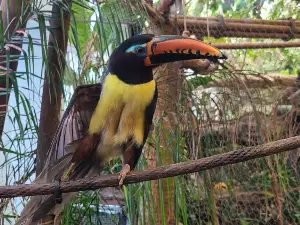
16, 138, 103, 225
15, 153, 75, 225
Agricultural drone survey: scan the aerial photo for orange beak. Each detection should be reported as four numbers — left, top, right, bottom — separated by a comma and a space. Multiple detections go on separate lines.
144, 35, 227, 66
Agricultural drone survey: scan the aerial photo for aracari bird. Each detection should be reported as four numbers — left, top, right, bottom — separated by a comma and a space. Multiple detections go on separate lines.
17, 34, 226, 225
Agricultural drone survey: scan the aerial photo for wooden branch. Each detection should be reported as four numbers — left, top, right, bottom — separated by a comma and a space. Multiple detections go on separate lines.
172, 16, 300, 27
144, 0, 153, 6
143, 4, 300, 39
143, 2, 163, 25
173, 18, 300, 34
158, 0, 176, 13
144, 3, 300, 39
206, 74, 298, 88
1, 136, 300, 198
181, 59, 216, 74
288, 89, 300, 102
178, 28, 300, 39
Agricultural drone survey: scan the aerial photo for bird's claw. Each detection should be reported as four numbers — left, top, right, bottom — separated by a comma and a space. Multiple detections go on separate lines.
118, 164, 130, 186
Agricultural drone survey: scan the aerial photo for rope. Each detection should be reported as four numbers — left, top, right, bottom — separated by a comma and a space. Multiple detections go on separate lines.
181, 0, 190, 37
0, 135, 300, 199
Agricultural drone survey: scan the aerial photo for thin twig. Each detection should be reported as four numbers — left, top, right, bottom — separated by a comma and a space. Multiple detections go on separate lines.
0, 136, 300, 198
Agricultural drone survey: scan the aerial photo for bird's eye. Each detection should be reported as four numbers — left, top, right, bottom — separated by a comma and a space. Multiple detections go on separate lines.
125, 44, 146, 56
134, 46, 146, 56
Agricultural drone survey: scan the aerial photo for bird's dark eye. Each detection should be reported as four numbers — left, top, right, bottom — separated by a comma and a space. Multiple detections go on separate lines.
125, 44, 147, 56
136, 47, 144, 53
134, 46, 146, 56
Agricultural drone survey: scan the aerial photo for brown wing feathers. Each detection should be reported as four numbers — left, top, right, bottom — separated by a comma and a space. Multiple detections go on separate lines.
44, 83, 101, 166
16, 83, 102, 225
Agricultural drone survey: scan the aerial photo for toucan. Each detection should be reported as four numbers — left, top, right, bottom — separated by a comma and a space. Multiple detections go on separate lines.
16, 34, 226, 225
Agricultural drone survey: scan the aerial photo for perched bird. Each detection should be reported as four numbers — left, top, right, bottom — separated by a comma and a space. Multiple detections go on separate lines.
16, 34, 226, 225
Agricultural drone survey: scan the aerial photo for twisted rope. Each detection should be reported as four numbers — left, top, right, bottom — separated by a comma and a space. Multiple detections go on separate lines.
0, 136, 300, 198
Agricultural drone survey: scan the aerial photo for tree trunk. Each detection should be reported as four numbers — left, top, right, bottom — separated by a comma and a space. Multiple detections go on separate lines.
143, 1, 183, 224
151, 62, 183, 225
36, 2, 71, 175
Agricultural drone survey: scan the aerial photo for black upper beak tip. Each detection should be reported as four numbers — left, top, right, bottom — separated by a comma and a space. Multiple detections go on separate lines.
220, 52, 228, 60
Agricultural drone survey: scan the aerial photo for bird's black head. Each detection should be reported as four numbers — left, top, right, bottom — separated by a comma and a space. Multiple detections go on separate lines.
108, 34, 227, 85
108, 34, 155, 85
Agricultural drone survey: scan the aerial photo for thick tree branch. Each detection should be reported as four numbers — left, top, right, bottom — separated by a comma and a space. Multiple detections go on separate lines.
206, 74, 298, 88
172, 15, 300, 26
172, 17, 300, 34
181, 59, 217, 74
158, 0, 176, 14
0, 135, 300, 198
145, 0, 153, 6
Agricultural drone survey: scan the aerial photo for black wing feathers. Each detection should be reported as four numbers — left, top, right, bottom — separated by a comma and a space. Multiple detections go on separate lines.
143, 83, 158, 144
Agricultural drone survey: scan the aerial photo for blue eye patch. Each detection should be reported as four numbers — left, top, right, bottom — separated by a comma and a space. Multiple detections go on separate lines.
125, 44, 147, 57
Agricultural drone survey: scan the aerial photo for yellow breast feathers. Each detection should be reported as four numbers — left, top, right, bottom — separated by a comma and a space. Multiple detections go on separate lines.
89, 74, 156, 146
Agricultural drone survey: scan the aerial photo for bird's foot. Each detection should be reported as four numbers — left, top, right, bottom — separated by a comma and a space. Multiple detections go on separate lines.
118, 164, 130, 186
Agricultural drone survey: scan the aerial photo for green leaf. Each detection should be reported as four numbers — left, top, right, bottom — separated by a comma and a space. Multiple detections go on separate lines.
187, 76, 214, 89
69, 3, 94, 57
0, 147, 26, 156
